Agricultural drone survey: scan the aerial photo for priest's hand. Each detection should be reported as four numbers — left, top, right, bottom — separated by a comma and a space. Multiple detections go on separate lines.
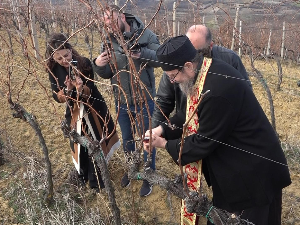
143, 130, 167, 153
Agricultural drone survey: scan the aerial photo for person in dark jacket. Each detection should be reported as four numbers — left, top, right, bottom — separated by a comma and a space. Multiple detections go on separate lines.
93, 5, 160, 196
144, 35, 291, 225
152, 25, 251, 128
46, 33, 120, 192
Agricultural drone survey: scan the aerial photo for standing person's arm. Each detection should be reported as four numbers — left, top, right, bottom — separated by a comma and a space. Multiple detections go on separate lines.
152, 73, 176, 127
212, 46, 251, 87
231, 55, 252, 87
92, 49, 114, 79
135, 32, 161, 68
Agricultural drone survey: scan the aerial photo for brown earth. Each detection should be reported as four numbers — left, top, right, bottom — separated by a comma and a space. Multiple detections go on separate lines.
0, 51, 300, 224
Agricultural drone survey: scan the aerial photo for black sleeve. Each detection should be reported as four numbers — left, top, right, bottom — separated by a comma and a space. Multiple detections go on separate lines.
152, 72, 176, 127
232, 55, 252, 87
139, 33, 161, 68
92, 58, 114, 79
84, 58, 95, 90
48, 72, 61, 103
78, 58, 95, 101
166, 96, 237, 166
160, 110, 185, 140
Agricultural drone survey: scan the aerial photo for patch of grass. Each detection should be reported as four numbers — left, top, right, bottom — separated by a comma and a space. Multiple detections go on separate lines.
4, 170, 108, 224
6, 185, 26, 223
0, 170, 8, 179
282, 142, 300, 172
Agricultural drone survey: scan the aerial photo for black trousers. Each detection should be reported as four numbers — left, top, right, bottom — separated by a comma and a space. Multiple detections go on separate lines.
207, 190, 282, 225
80, 145, 104, 189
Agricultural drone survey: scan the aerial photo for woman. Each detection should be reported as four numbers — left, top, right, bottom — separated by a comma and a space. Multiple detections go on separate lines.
45, 33, 120, 191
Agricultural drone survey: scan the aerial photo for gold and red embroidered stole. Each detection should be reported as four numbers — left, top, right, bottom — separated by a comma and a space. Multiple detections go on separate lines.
180, 57, 212, 225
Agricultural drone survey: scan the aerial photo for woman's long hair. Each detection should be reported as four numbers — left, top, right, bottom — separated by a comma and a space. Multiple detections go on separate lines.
45, 33, 91, 73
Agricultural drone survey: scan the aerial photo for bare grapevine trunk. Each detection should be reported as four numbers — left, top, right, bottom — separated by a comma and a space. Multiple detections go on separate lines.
0, 138, 4, 166
61, 120, 121, 225
8, 99, 54, 205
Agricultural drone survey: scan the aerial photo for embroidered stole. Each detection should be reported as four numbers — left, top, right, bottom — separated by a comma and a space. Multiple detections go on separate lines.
180, 57, 212, 225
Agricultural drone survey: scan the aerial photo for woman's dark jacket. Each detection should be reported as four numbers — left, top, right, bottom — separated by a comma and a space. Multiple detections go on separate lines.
48, 57, 119, 157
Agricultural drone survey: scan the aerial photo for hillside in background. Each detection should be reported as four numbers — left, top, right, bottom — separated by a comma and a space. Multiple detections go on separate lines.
48, 0, 300, 32
116, 0, 300, 26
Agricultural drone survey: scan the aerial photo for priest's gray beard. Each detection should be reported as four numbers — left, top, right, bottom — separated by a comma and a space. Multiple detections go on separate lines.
179, 77, 195, 96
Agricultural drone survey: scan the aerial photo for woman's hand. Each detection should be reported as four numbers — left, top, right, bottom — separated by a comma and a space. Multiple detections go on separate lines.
64, 75, 74, 91
64, 75, 83, 94
75, 76, 83, 93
